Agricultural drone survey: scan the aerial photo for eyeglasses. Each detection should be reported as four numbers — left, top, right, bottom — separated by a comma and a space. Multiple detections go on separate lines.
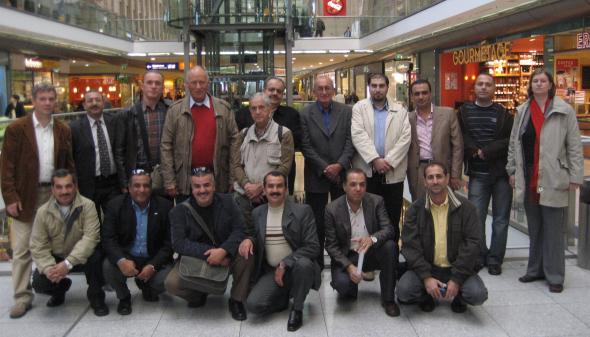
191, 167, 212, 176
130, 168, 150, 176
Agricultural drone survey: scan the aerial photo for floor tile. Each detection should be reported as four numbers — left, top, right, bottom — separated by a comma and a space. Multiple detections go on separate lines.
560, 302, 590, 328
324, 309, 417, 337
241, 307, 327, 337
0, 321, 71, 337
68, 319, 159, 337
545, 287, 590, 304
483, 288, 554, 306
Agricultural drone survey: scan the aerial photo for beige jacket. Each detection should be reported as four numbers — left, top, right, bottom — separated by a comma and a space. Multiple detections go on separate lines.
160, 95, 239, 194
30, 193, 100, 274
351, 97, 411, 184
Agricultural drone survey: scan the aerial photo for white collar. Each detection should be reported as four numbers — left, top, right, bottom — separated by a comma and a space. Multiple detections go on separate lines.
346, 198, 363, 215
190, 94, 211, 109
32, 112, 53, 128
86, 114, 105, 127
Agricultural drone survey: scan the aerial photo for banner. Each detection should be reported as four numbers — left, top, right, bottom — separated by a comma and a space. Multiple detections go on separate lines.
324, 0, 346, 16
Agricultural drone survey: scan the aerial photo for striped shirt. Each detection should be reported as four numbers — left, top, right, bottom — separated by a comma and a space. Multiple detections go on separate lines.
265, 204, 292, 267
461, 102, 502, 175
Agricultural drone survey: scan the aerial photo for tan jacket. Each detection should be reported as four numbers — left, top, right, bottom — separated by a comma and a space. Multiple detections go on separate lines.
160, 95, 239, 194
351, 98, 411, 184
407, 106, 463, 193
30, 193, 100, 274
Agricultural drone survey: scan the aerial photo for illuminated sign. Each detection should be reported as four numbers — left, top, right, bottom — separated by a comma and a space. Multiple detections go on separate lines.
577, 32, 590, 49
25, 58, 43, 69
146, 62, 179, 70
324, 0, 346, 16
452, 42, 512, 65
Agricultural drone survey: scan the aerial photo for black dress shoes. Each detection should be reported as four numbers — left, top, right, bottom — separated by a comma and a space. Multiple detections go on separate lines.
228, 299, 247, 321
451, 297, 467, 313
91, 301, 109, 316
382, 301, 401, 317
418, 296, 435, 312
487, 264, 502, 275
518, 275, 545, 283
142, 288, 159, 302
287, 309, 303, 331
47, 278, 72, 307
187, 295, 208, 308
549, 284, 564, 293
117, 296, 132, 315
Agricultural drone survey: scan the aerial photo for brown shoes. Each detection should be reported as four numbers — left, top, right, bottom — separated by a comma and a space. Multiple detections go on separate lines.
549, 284, 564, 293
382, 301, 400, 317
9, 303, 32, 319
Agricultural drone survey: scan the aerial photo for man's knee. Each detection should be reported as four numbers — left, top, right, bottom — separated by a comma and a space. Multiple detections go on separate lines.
246, 294, 269, 314
396, 270, 423, 303
292, 257, 314, 273
164, 269, 180, 295
461, 276, 488, 306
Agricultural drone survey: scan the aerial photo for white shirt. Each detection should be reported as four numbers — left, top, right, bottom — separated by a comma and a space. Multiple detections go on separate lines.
189, 94, 211, 109
33, 112, 54, 183
347, 199, 369, 251
264, 203, 292, 267
87, 115, 116, 176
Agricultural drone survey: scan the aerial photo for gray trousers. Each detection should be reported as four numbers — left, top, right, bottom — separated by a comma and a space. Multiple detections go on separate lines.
397, 268, 488, 306
523, 201, 566, 285
102, 258, 171, 300
246, 257, 315, 313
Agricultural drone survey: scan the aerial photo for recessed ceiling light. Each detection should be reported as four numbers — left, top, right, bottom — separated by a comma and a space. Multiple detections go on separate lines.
318, 62, 323, 65
150, 57, 156, 61
85, 64, 90, 67
344, 54, 349, 58
329, 59, 334, 62
72, 60, 76, 63
292, 57, 296, 60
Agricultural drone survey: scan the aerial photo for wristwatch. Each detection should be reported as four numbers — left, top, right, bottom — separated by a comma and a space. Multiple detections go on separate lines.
370, 236, 378, 244
64, 259, 73, 270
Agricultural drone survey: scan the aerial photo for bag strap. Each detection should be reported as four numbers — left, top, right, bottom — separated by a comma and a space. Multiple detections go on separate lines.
181, 202, 217, 245
64, 206, 83, 239
132, 101, 154, 167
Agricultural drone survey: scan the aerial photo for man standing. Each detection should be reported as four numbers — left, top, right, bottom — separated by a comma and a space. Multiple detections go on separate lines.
398, 162, 487, 313
165, 168, 253, 321
234, 77, 302, 194
115, 71, 171, 190
407, 79, 463, 201
29, 169, 107, 316
324, 169, 400, 317
70, 90, 121, 219
101, 170, 174, 315
458, 73, 514, 275
1, 82, 75, 318
161, 66, 239, 200
231, 93, 294, 230
300, 76, 354, 268
351, 73, 411, 239
240, 171, 320, 331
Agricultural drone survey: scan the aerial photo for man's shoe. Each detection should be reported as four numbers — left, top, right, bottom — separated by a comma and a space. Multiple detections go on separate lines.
418, 296, 435, 312
9, 303, 31, 319
228, 299, 247, 321
187, 295, 207, 308
91, 301, 109, 317
518, 275, 545, 283
549, 284, 564, 293
451, 297, 467, 313
488, 264, 502, 275
382, 301, 400, 317
142, 288, 159, 302
287, 309, 303, 331
362, 271, 375, 281
47, 293, 66, 307
117, 297, 132, 315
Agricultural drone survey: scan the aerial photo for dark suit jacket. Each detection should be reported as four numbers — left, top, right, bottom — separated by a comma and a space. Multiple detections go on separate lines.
70, 112, 123, 196
251, 200, 321, 289
235, 105, 302, 150
101, 194, 174, 270
324, 193, 395, 270
0, 114, 74, 222
300, 101, 355, 193
169, 193, 245, 260
5, 102, 25, 118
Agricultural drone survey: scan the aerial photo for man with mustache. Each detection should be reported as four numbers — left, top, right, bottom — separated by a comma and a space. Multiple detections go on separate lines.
70, 90, 122, 220
231, 93, 294, 231
398, 162, 487, 313
29, 169, 107, 316
241, 171, 320, 331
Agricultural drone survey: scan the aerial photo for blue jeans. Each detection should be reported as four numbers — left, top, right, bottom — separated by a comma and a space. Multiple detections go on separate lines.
468, 174, 513, 266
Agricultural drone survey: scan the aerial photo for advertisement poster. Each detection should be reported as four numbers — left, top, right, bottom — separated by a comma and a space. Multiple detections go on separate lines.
324, 0, 346, 16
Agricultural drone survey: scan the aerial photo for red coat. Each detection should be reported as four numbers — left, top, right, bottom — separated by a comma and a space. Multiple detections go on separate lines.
1, 114, 75, 222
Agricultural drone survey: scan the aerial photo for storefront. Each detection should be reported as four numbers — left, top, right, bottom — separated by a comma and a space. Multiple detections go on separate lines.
384, 56, 416, 106
553, 32, 590, 114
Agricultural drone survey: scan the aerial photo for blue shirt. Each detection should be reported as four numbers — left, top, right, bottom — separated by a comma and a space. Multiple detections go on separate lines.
373, 100, 389, 157
317, 101, 332, 132
130, 201, 150, 258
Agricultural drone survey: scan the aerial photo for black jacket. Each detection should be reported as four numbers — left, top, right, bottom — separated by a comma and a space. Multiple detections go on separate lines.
169, 193, 245, 260
457, 102, 513, 178
5, 102, 25, 118
101, 194, 174, 270
401, 189, 481, 285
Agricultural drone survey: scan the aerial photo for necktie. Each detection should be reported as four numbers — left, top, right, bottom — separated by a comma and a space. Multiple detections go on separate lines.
96, 120, 111, 177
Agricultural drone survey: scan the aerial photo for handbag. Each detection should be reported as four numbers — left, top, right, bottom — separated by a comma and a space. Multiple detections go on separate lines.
177, 202, 230, 295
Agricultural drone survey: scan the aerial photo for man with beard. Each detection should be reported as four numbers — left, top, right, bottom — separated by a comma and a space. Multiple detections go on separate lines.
351, 73, 411, 240
29, 169, 107, 316
70, 90, 121, 220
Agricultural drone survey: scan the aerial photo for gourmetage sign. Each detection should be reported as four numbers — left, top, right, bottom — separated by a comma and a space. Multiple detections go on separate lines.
452, 42, 512, 65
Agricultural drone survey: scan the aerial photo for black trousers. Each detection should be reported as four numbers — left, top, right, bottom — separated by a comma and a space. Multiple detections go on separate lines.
92, 174, 120, 223
330, 240, 398, 303
366, 175, 403, 240
306, 184, 345, 269
32, 250, 105, 304
288, 160, 296, 196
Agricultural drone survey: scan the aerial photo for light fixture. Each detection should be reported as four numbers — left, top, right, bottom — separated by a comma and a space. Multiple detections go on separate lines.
464, 75, 469, 80
150, 57, 156, 61
318, 62, 323, 65
98, 87, 103, 92
329, 58, 334, 62
81, 93, 85, 98
72, 60, 76, 63
85, 64, 89, 67
344, 54, 349, 58
292, 57, 296, 60
73, 87, 78, 93
471, 75, 476, 80
85, 86, 90, 92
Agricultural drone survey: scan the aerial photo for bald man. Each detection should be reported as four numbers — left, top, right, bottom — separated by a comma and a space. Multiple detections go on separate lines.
161, 66, 239, 202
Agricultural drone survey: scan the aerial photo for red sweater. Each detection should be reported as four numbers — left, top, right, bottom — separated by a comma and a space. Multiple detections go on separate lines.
191, 101, 216, 170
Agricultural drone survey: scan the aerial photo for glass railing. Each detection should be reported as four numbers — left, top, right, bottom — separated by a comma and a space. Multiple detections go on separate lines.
1, 0, 180, 41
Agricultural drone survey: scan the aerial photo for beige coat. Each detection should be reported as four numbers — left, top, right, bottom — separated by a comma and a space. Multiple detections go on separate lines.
30, 193, 100, 274
407, 106, 463, 197
351, 98, 411, 184
506, 97, 583, 208
160, 95, 239, 194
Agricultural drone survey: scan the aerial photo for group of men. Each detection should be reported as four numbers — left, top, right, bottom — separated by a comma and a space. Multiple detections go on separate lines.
3, 67, 515, 331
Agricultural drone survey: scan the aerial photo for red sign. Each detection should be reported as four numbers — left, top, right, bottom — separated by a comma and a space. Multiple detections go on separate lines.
556, 59, 579, 71
324, 0, 346, 16
577, 32, 590, 49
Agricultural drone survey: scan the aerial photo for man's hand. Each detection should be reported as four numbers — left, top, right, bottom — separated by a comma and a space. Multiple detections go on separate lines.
477, 149, 486, 160
351, 236, 373, 254
238, 239, 254, 259
445, 280, 460, 299
372, 158, 392, 174
274, 263, 286, 287
136, 265, 156, 282
166, 186, 178, 198
6, 201, 22, 218
118, 259, 139, 277
450, 177, 464, 191
570, 183, 581, 191
45, 265, 61, 283
204, 248, 228, 266
324, 163, 343, 182
424, 277, 445, 300
46, 261, 69, 283
509, 175, 515, 188
346, 264, 362, 284
244, 183, 263, 200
